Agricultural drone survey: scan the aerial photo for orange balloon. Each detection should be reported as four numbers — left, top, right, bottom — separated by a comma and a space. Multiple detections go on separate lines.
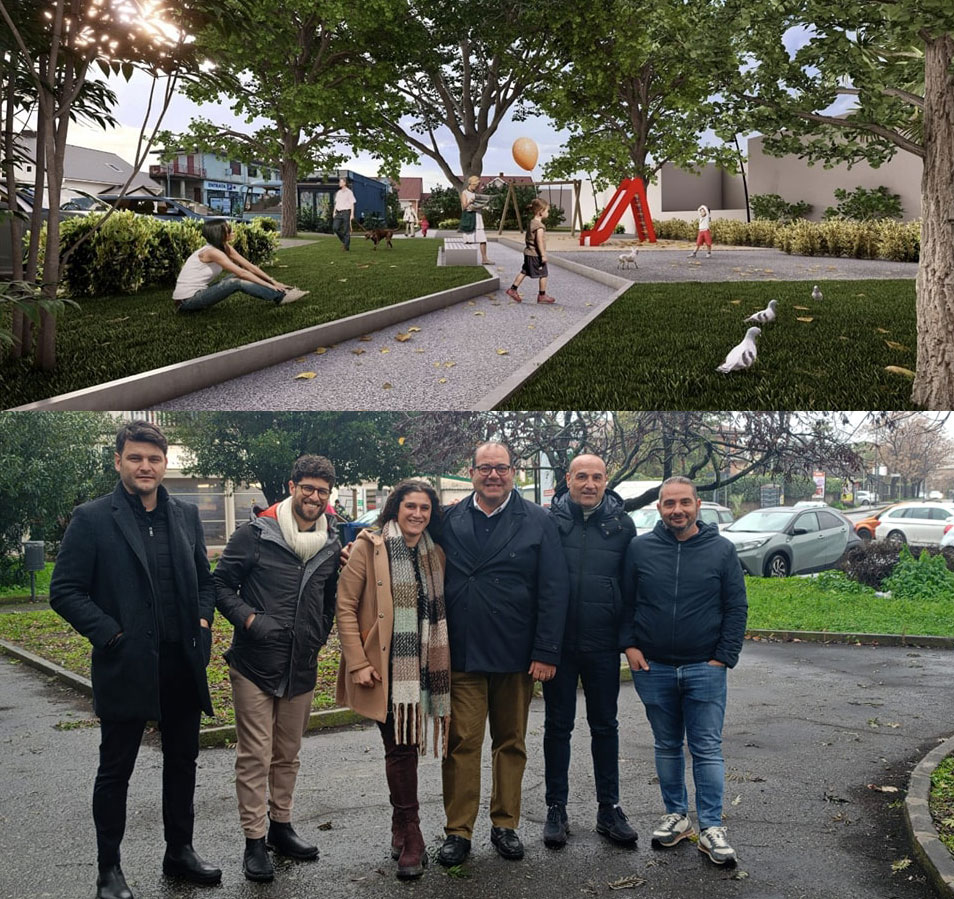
512, 137, 539, 171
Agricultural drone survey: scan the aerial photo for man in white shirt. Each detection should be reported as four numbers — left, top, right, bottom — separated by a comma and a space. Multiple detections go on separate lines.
333, 177, 356, 251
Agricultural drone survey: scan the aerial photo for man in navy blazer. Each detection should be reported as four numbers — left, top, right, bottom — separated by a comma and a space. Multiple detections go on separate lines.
437, 441, 569, 866
50, 420, 221, 899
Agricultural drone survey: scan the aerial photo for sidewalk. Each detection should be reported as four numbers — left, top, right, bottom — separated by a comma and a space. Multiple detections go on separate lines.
2, 639, 949, 899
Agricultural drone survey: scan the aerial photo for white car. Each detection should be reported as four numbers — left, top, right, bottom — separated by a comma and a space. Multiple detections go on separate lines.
629, 501, 734, 535
874, 501, 954, 547
941, 522, 954, 550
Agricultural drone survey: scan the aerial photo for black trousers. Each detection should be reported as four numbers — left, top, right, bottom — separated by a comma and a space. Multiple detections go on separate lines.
93, 643, 201, 868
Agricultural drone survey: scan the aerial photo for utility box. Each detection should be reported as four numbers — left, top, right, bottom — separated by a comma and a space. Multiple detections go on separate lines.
23, 540, 45, 571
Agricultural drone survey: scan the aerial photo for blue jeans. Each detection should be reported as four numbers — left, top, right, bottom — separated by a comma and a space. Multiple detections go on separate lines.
332, 211, 351, 249
176, 275, 282, 311
631, 660, 727, 829
543, 649, 621, 807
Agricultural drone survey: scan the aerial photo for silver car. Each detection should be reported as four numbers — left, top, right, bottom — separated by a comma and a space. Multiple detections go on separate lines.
723, 505, 860, 578
873, 501, 954, 547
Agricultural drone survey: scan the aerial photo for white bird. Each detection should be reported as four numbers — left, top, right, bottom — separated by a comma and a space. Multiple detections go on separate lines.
811, 284, 823, 301
716, 327, 761, 373
617, 248, 639, 269
744, 299, 778, 324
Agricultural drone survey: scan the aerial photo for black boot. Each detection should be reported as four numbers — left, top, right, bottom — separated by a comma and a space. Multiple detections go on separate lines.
243, 837, 274, 883
266, 819, 319, 861
162, 844, 222, 884
96, 865, 133, 899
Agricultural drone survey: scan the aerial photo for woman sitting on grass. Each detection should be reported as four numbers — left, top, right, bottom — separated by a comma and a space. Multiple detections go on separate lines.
173, 219, 307, 312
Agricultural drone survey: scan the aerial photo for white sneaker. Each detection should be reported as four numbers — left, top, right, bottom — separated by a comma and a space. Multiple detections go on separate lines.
698, 826, 737, 865
279, 288, 309, 305
687, 251, 697, 258
650, 813, 693, 847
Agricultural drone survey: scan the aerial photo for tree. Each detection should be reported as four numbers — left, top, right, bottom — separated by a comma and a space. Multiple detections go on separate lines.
169, 413, 415, 505
865, 412, 954, 495
0, 411, 115, 583
533, 0, 742, 190
720, 0, 954, 408
164, 0, 413, 238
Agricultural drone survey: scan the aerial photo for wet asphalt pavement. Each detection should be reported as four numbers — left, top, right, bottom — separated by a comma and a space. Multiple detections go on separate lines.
1, 638, 950, 899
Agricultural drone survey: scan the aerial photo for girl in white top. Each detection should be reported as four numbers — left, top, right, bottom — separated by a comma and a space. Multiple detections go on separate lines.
172, 219, 306, 311
459, 175, 493, 264
688, 205, 713, 258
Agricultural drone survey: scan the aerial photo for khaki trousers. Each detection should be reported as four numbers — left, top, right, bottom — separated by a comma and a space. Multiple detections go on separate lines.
441, 670, 534, 838
230, 667, 314, 838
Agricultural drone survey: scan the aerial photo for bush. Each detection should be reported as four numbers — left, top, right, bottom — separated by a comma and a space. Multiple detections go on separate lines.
814, 569, 875, 596
774, 218, 919, 261
750, 193, 813, 222
823, 185, 904, 222
249, 216, 278, 232
653, 218, 695, 240
876, 220, 920, 262
421, 186, 462, 227
882, 545, 954, 600
438, 217, 460, 229
297, 206, 331, 233
842, 540, 902, 589
231, 221, 279, 267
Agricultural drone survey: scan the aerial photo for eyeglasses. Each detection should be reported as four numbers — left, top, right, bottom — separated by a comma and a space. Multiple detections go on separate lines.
473, 464, 513, 476
296, 484, 331, 499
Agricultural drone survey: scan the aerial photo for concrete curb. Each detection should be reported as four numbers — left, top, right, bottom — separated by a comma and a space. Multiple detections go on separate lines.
745, 628, 954, 649
904, 734, 954, 895
11, 277, 497, 411
476, 237, 631, 410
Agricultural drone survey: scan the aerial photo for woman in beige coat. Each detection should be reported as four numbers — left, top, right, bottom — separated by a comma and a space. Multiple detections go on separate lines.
336, 479, 450, 879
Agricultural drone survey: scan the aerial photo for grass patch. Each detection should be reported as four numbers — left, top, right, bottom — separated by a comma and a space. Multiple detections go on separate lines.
0, 236, 490, 407
931, 754, 954, 856
500, 279, 917, 408
0, 610, 340, 727
0, 562, 53, 600
746, 575, 954, 636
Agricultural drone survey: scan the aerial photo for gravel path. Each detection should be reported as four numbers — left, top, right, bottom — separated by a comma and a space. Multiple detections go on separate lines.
152, 242, 619, 410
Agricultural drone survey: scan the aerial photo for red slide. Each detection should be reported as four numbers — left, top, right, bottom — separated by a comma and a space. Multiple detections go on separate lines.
579, 177, 656, 246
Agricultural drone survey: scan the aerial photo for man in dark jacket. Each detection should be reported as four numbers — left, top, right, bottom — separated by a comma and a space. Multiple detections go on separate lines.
214, 454, 341, 884
543, 454, 637, 850
623, 476, 747, 867
50, 420, 220, 899
437, 441, 569, 866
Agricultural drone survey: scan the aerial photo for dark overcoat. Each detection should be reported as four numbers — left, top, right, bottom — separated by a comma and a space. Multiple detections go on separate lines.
49, 483, 215, 720
441, 490, 569, 672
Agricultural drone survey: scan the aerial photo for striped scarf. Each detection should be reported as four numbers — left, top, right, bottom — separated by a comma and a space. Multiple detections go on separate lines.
383, 520, 451, 757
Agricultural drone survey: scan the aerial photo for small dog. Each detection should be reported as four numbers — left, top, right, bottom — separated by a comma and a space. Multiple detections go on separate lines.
364, 229, 394, 250
617, 248, 639, 269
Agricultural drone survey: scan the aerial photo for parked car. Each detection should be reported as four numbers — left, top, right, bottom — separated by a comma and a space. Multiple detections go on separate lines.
940, 522, 954, 550
793, 500, 828, 508
723, 505, 860, 578
854, 503, 903, 542
337, 506, 380, 544
59, 194, 112, 216
97, 195, 235, 222
854, 490, 877, 505
873, 501, 954, 547
629, 501, 734, 535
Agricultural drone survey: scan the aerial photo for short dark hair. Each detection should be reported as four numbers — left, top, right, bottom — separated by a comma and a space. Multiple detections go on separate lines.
377, 478, 442, 538
202, 218, 231, 250
659, 475, 698, 500
115, 419, 168, 456
472, 441, 515, 468
291, 454, 336, 487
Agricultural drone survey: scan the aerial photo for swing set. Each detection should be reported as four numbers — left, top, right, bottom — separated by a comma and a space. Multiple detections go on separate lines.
495, 178, 586, 236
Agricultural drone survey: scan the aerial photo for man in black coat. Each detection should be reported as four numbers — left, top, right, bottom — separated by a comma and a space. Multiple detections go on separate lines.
50, 420, 220, 899
437, 441, 569, 866
543, 454, 638, 850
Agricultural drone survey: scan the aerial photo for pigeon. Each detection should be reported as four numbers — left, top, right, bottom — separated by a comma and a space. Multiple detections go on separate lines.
811, 284, 823, 301
617, 248, 639, 269
744, 299, 778, 324
716, 327, 761, 373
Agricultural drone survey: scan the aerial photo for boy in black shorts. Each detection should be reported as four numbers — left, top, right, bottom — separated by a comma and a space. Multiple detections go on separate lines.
506, 198, 555, 303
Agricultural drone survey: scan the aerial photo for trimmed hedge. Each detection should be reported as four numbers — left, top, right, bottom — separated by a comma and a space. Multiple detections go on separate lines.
43, 214, 279, 298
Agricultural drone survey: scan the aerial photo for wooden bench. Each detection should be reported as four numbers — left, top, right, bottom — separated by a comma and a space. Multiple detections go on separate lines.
440, 238, 482, 266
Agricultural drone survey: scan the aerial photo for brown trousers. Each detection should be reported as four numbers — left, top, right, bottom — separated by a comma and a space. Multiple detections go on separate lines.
441, 670, 534, 838
230, 667, 314, 838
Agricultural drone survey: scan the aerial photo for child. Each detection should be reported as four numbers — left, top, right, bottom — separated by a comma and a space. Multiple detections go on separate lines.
688, 204, 712, 258
506, 198, 555, 303
419, 214, 429, 238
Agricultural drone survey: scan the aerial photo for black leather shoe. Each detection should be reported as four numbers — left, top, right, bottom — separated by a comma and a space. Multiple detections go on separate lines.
596, 804, 638, 846
162, 844, 222, 885
490, 826, 525, 860
96, 865, 133, 899
266, 819, 319, 861
437, 834, 471, 867
243, 837, 275, 883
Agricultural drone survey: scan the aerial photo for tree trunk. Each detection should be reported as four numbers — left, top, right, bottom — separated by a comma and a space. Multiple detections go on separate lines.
911, 34, 954, 408
280, 156, 298, 239
3, 70, 26, 357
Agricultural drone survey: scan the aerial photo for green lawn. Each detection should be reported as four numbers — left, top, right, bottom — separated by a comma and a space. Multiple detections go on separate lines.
0, 562, 52, 600
931, 754, 954, 855
501, 279, 918, 408
0, 236, 490, 408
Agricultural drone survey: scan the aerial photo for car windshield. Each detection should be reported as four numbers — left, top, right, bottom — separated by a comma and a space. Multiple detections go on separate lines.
699, 509, 723, 525
629, 509, 659, 528
175, 198, 217, 216
727, 510, 793, 533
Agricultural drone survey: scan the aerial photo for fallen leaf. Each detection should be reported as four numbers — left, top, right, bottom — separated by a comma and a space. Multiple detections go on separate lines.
855, 292, 866, 297
839, 335, 850, 341
444, 361, 456, 368
438, 378, 448, 384
295, 357, 306, 362
884, 340, 908, 351
885, 365, 915, 378
413, 349, 425, 354
395, 333, 412, 342
294, 372, 317, 380
317, 821, 333, 831
407, 326, 422, 333
474, 311, 485, 316
358, 335, 372, 342
338, 278, 348, 282
389, 265, 397, 268
891, 858, 912, 874
794, 305, 809, 310
796, 316, 814, 323
433, 362, 442, 368
107, 316, 129, 324
876, 328, 890, 334
314, 347, 329, 355
607, 875, 646, 890
467, 300, 476, 306
356, 264, 370, 269
729, 300, 742, 305
731, 794, 742, 806
382, 382, 393, 389
731, 871, 749, 881
496, 348, 509, 355
351, 349, 366, 356
867, 784, 900, 793
380, 348, 390, 354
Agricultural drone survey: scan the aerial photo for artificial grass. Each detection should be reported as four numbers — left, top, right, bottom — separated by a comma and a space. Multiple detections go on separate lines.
500, 279, 918, 409
0, 236, 490, 408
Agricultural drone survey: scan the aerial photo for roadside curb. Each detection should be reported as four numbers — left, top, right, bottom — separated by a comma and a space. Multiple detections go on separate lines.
745, 629, 954, 649
11, 277, 497, 411
904, 734, 954, 896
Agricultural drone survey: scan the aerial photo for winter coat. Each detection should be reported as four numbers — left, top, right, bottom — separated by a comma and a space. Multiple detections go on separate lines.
335, 529, 446, 722
441, 490, 569, 672
214, 504, 340, 698
49, 483, 215, 721
623, 519, 748, 668
549, 489, 636, 653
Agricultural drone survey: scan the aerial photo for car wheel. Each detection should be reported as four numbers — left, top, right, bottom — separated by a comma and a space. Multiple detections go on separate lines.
886, 529, 907, 547
857, 528, 872, 543
764, 552, 790, 577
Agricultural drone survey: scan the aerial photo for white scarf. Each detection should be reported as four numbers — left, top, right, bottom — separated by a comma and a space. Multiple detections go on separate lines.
276, 496, 328, 562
